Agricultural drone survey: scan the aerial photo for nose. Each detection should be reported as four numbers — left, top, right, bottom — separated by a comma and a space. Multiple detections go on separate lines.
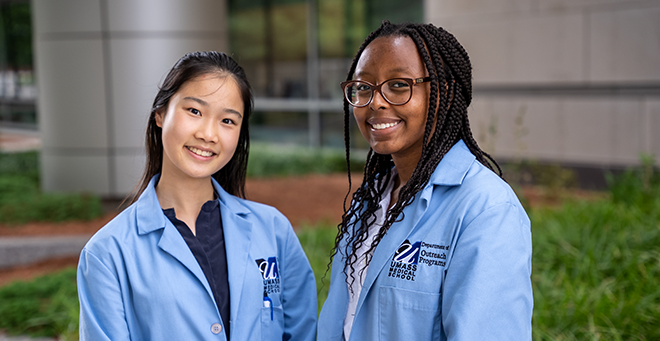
369, 88, 389, 110
195, 119, 219, 143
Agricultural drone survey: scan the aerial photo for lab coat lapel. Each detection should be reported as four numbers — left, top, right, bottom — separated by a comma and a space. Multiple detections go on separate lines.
353, 140, 474, 318
214, 181, 252, 324
354, 185, 432, 317
157, 220, 216, 299
136, 176, 216, 303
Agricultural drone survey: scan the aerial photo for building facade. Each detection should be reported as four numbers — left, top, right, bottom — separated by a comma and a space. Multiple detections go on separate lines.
28, 0, 660, 195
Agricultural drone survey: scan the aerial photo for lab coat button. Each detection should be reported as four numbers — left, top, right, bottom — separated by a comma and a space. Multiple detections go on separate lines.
211, 323, 222, 334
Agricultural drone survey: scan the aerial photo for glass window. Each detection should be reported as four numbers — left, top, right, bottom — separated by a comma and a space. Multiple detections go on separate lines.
228, 0, 423, 147
0, 1, 35, 127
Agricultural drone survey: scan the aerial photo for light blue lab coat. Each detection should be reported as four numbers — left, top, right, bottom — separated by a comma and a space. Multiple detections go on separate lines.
318, 140, 533, 340
78, 175, 317, 341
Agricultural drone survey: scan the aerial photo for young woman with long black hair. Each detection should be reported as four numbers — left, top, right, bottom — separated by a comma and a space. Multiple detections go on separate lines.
77, 51, 317, 341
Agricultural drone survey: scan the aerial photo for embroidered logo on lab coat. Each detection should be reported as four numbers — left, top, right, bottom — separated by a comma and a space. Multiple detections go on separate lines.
418, 242, 448, 267
256, 257, 281, 294
389, 240, 420, 281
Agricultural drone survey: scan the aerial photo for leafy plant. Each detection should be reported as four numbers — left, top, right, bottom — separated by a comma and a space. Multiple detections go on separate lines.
247, 143, 365, 178
531, 159, 660, 340
0, 152, 103, 224
0, 151, 39, 180
297, 221, 338, 313
2, 158, 658, 339
607, 154, 659, 214
0, 268, 79, 338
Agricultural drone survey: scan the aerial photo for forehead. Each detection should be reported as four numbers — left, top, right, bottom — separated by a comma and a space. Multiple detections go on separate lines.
355, 35, 426, 78
173, 73, 244, 112
176, 73, 242, 101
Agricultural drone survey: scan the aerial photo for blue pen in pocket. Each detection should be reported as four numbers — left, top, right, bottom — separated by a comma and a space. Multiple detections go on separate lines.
263, 290, 273, 320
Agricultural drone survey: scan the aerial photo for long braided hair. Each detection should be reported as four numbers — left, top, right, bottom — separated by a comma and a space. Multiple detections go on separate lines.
332, 21, 502, 286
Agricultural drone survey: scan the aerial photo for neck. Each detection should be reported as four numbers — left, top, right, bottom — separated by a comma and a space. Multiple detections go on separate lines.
389, 148, 422, 209
155, 173, 215, 235
391, 148, 422, 188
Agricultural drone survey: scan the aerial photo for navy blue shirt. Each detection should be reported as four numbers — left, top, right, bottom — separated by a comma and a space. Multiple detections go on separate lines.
163, 199, 231, 340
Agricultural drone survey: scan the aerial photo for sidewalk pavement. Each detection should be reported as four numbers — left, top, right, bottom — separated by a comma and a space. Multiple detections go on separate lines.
0, 235, 91, 269
0, 126, 40, 153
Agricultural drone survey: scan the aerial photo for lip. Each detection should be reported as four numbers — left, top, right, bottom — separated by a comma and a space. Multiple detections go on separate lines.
185, 145, 216, 160
367, 117, 402, 134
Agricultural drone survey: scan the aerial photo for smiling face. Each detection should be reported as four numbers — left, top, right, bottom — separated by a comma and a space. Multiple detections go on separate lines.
155, 73, 244, 183
352, 35, 431, 163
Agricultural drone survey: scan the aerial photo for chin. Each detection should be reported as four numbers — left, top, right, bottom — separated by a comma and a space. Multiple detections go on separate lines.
183, 168, 219, 180
368, 143, 396, 156
371, 148, 395, 156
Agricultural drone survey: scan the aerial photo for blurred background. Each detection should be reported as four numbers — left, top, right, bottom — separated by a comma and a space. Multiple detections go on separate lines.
0, 1, 659, 340
0, 0, 657, 197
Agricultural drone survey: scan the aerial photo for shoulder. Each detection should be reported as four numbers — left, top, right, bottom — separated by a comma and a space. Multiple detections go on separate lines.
82, 202, 141, 260
430, 149, 529, 227
462, 160, 518, 204
219, 194, 296, 246
458, 162, 530, 228
228, 195, 290, 225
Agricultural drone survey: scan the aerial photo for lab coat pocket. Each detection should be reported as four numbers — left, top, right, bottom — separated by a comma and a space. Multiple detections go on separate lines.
379, 286, 441, 340
261, 305, 284, 340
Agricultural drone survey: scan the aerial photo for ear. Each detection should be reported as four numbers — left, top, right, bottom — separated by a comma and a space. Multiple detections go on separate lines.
154, 110, 164, 128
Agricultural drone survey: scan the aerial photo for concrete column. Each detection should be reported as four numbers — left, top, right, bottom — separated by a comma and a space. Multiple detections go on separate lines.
31, 0, 229, 196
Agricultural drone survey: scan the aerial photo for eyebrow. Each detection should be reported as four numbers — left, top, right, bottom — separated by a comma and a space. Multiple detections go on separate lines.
354, 67, 412, 79
183, 96, 243, 119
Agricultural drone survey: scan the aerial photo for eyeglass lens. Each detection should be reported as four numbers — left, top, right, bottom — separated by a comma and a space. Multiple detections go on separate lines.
344, 79, 412, 106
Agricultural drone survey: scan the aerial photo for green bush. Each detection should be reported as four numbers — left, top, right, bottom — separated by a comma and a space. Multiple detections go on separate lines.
0, 150, 39, 180
608, 155, 660, 214
297, 221, 338, 313
2, 159, 658, 339
0, 152, 103, 224
531, 160, 660, 340
247, 143, 365, 178
0, 268, 79, 339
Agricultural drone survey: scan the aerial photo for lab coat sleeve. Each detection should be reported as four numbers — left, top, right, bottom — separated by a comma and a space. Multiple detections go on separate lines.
280, 221, 318, 341
442, 202, 533, 340
77, 247, 131, 341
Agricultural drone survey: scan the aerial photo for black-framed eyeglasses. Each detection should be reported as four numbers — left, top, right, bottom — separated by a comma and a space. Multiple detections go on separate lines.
340, 77, 432, 107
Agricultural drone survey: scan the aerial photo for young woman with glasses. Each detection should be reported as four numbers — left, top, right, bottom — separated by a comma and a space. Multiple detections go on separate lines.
317, 21, 533, 340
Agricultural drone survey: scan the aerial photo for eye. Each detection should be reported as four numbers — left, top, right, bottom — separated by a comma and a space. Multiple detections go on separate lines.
222, 118, 236, 125
188, 108, 201, 116
388, 80, 410, 89
355, 83, 372, 92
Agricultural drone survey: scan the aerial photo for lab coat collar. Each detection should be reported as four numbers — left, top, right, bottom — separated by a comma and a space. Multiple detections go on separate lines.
135, 175, 253, 327
352, 139, 475, 323
429, 139, 474, 187
136, 175, 251, 235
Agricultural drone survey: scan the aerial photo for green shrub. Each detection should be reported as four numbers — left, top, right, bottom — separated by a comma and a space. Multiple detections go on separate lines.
297, 221, 338, 313
247, 143, 365, 178
608, 155, 660, 214
531, 160, 660, 340
0, 268, 79, 339
2, 157, 658, 340
0, 152, 103, 224
0, 151, 39, 181
0, 190, 103, 224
